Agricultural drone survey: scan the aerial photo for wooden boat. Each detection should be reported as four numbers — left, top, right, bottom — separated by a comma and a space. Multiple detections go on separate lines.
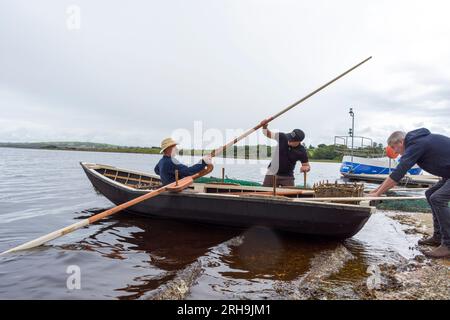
80, 162, 375, 239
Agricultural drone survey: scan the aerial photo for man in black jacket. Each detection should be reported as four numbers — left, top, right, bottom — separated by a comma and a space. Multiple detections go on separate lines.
369, 128, 450, 258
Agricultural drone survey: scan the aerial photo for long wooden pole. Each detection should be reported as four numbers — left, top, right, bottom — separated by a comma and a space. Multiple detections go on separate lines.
1, 57, 372, 256
365, 187, 429, 192
0, 185, 169, 255
211, 56, 372, 157
295, 196, 425, 202
303, 172, 308, 189
0, 167, 209, 256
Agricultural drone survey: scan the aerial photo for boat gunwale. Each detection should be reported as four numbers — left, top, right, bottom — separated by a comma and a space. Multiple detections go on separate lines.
80, 162, 375, 213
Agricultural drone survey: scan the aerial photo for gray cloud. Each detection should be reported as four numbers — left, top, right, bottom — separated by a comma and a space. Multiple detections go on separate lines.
1, 0, 450, 148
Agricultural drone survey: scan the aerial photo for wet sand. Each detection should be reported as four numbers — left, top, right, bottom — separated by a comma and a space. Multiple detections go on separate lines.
368, 211, 450, 300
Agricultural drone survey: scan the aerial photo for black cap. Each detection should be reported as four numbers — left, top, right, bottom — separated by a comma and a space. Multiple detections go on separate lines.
288, 129, 305, 142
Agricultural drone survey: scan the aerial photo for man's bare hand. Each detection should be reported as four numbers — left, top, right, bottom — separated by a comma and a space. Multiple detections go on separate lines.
260, 118, 271, 129
367, 177, 397, 197
366, 191, 380, 197
202, 154, 213, 165
300, 165, 311, 173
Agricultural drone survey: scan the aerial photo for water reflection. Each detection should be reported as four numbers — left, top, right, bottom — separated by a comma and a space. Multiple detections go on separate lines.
221, 227, 341, 281
59, 209, 240, 298
1, 205, 420, 299
57, 209, 382, 298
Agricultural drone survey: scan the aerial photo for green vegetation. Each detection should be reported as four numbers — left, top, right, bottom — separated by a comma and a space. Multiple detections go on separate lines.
307, 143, 385, 161
0, 141, 385, 162
332, 142, 385, 158
194, 176, 262, 186
182, 143, 385, 162
376, 199, 432, 213
0, 141, 161, 154
307, 144, 341, 161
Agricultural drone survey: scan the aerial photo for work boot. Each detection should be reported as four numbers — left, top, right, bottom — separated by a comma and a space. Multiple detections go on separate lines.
418, 235, 441, 246
423, 245, 450, 259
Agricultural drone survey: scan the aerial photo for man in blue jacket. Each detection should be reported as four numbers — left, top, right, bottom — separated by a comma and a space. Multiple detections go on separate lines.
155, 137, 212, 186
369, 128, 450, 258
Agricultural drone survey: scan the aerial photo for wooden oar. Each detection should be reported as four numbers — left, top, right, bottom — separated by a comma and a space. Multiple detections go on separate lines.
228, 189, 313, 196
0, 185, 170, 256
367, 187, 429, 192
294, 196, 426, 202
0, 165, 212, 256
1, 57, 372, 256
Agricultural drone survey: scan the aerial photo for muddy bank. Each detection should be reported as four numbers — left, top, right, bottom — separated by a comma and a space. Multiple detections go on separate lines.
145, 261, 203, 300
360, 211, 449, 300
356, 257, 450, 299
273, 211, 449, 300
386, 211, 434, 236
347, 211, 448, 300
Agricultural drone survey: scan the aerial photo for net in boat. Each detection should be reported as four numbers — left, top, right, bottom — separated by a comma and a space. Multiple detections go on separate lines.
376, 199, 431, 213
194, 176, 262, 186
313, 181, 365, 198
134, 176, 262, 189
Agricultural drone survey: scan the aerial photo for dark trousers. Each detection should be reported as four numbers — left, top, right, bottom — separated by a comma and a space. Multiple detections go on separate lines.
425, 178, 450, 246
263, 175, 295, 187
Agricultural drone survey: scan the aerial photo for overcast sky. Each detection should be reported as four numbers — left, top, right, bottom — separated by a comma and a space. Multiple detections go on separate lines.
1, 0, 450, 149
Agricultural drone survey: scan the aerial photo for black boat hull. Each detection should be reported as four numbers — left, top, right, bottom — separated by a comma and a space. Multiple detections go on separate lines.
81, 163, 373, 239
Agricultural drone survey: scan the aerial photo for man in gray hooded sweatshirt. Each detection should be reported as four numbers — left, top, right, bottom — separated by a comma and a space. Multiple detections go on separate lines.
369, 128, 450, 259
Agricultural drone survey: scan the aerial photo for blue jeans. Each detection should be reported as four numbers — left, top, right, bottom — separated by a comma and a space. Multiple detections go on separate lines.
425, 178, 450, 246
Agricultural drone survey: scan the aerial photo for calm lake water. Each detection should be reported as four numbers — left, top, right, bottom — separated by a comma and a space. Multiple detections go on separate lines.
0, 147, 422, 299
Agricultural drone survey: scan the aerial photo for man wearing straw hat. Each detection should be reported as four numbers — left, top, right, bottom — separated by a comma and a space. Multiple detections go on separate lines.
368, 128, 450, 259
155, 137, 212, 186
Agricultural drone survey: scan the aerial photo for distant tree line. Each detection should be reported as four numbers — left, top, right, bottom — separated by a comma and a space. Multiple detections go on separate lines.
1, 141, 385, 160
180, 142, 385, 161
308, 142, 385, 160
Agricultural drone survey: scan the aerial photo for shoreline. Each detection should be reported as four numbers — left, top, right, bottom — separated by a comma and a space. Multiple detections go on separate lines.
0, 146, 340, 163
275, 210, 449, 300
363, 211, 450, 299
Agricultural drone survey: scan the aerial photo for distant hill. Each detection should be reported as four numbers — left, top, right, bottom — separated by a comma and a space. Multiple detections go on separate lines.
0, 141, 118, 149
0, 141, 161, 154
0, 141, 274, 159
0, 141, 355, 162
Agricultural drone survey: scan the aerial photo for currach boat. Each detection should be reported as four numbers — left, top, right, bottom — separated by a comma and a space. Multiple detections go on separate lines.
80, 162, 374, 239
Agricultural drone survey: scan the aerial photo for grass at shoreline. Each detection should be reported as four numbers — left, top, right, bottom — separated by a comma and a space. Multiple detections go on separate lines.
0, 144, 342, 162
0, 145, 161, 155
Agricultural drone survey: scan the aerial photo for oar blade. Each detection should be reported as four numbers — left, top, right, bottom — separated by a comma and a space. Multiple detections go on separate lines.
0, 219, 89, 256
